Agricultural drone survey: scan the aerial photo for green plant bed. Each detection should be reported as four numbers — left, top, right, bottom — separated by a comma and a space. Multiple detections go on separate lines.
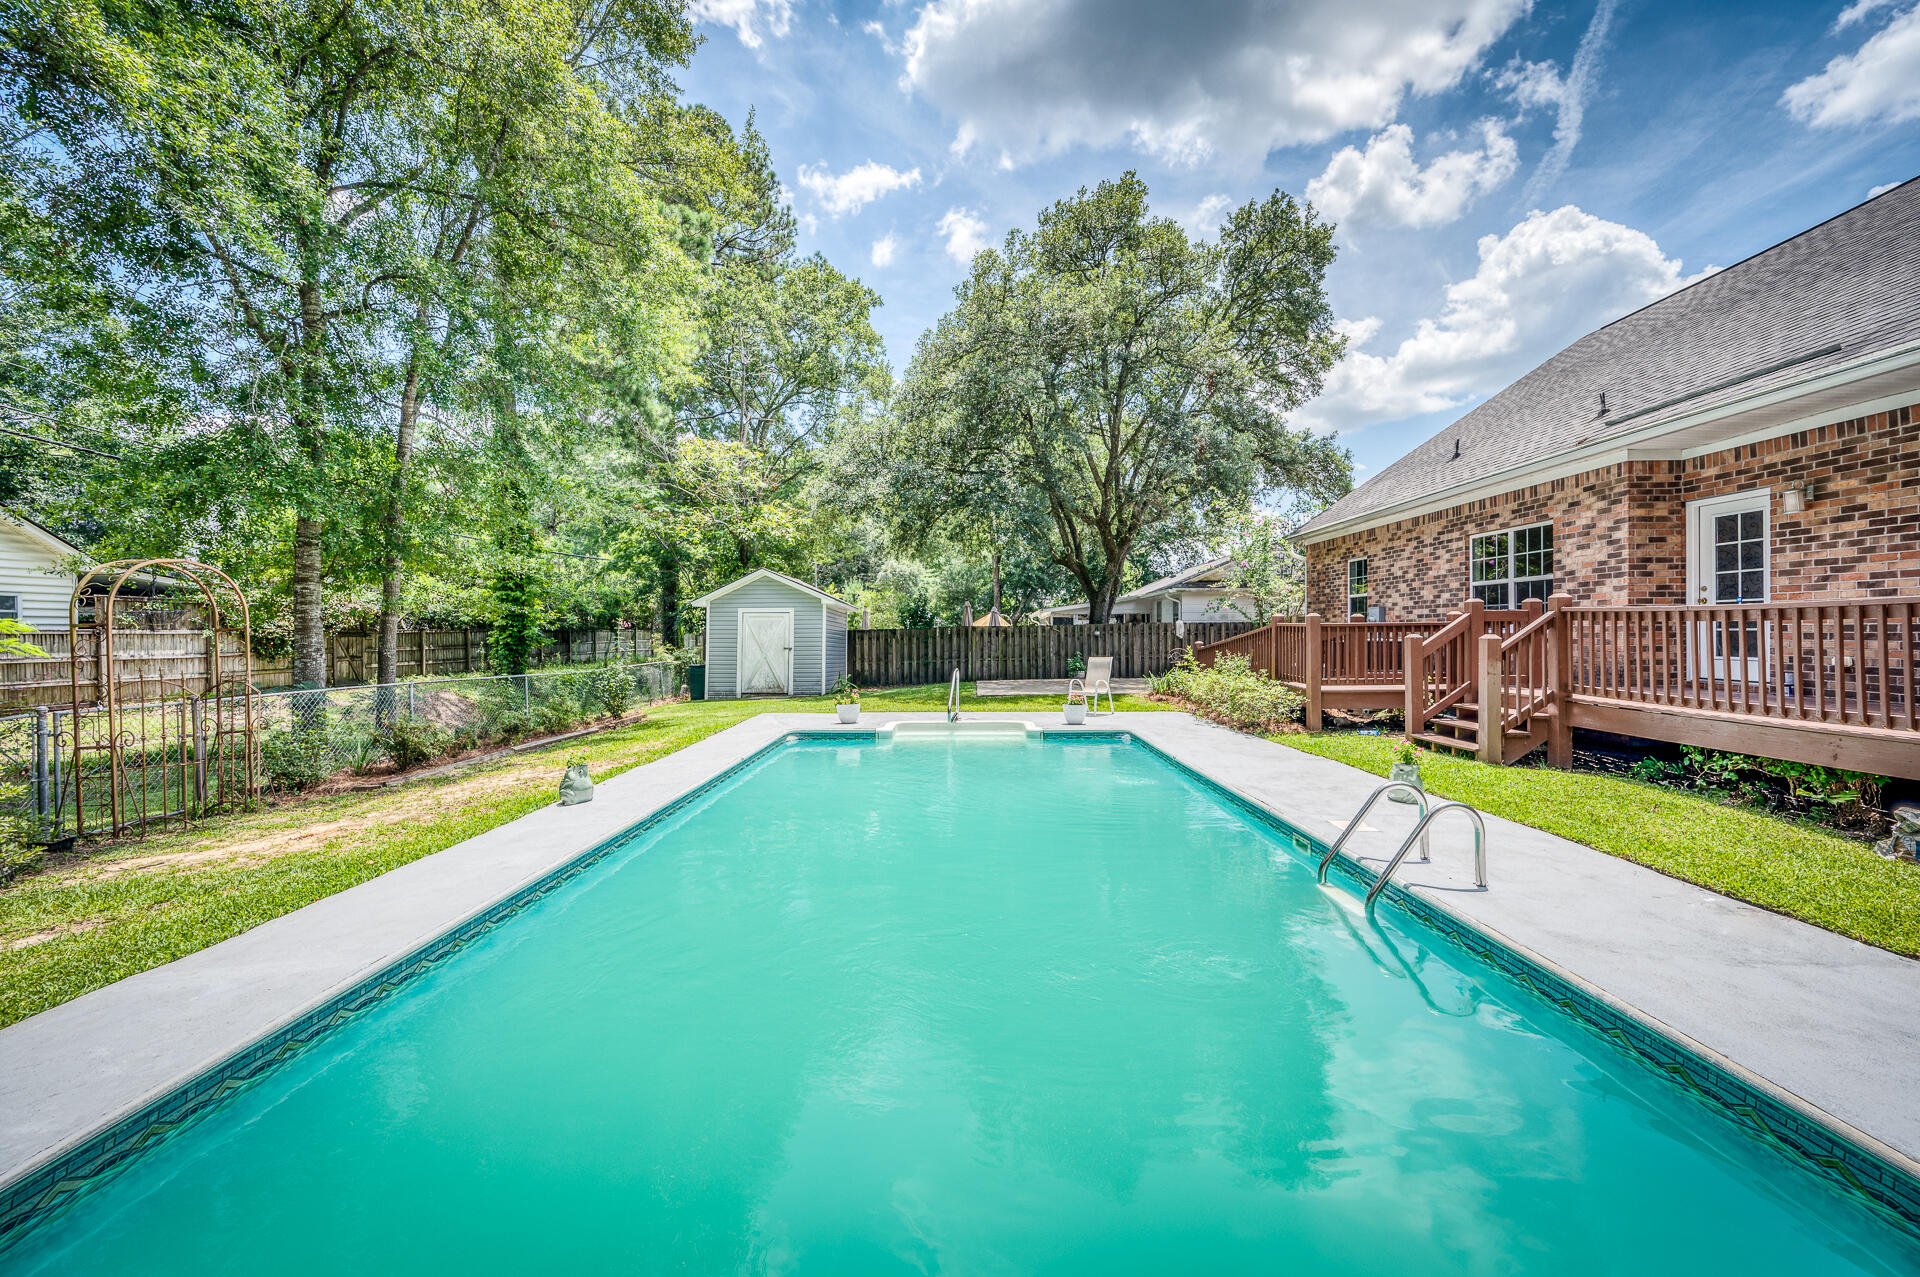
1277, 733, 1920, 957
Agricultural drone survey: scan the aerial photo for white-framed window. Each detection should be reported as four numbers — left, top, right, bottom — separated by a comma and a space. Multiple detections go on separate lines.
0, 594, 18, 622
1469, 522, 1553, 608
1346, 558, 1368, 619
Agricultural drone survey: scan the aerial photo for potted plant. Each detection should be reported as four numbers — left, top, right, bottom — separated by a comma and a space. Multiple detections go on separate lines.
1066, 651, 1087, 680
558, 750, 594, 806
1388, 738, 1422, 802
830, 675, 861, 724
1063, 687, 1088, 725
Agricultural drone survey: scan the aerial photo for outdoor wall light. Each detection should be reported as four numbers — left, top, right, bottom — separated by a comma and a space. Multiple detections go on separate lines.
1780, 485, 1807, 514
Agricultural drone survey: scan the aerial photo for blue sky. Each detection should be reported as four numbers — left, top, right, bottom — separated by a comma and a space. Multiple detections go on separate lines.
676, 0, 1920, 480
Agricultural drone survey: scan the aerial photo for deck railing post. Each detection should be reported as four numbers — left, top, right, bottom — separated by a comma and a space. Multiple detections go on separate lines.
1403, 633, 1425, 736
1546, 593, 1573, 768
1304, 613, 1324, 732
1476, 631, 1503, 764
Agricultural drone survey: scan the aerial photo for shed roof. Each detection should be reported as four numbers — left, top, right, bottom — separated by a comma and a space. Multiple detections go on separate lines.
1297, 178, 1920, 540
688, 567, 856, 613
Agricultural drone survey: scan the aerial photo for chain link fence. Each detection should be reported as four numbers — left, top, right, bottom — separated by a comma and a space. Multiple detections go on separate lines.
1, 662, 682, 844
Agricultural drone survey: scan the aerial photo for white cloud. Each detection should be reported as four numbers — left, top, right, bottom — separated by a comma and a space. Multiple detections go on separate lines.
898, 0, 1529, 168
937, 207, 991, 264
1181, 194, 1235, 238
795, 161, 923, 217
871, 233, 898, 267
1869, 180, 1903, 196
1307, 122, 1517, 229
1783, 4, 1920, 127
1494, 0, 1617, 200
688, 0, 792, 49
1836, 0, 1897, 30
1297, 206, 1714, 433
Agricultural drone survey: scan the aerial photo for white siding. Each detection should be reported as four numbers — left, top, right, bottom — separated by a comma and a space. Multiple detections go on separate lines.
824, 605, 848, 689
700, 577, 829, 698
1176, 590, 1256, 622
0, 520, 80, 630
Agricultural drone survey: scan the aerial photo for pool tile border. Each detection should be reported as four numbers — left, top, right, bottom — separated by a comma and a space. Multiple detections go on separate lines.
1122, 731, 1920, 1235
2, 725, 1916, 1248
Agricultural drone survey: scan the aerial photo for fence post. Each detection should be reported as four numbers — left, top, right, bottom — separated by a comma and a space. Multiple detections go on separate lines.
1304, 613, 1324, 732
189, 696, 205, 813
1546, 593, 1573, 769
1403, 634, 1425, 737
31, 707, 50, 821
1476, 632, 1503, 764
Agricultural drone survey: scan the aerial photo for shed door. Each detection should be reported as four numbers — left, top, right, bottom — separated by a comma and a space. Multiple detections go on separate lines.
738, 609, 792, 694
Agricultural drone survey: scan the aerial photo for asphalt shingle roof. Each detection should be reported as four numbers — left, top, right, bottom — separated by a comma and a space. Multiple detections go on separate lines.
1297, 178, 1920, 538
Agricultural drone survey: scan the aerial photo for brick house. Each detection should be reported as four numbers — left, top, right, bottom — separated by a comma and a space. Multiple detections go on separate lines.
1296, 181, 1920, 624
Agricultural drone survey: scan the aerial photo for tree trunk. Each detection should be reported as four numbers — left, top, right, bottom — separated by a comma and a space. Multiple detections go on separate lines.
376, 324, 428, 686
990, 553, 1002, 615
291, 516, 326, 686
658, 552, 681, 647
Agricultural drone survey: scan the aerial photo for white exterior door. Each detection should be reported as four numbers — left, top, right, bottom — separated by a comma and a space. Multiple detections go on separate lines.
1687, 489, 1769, 685
737, 610, 792, 694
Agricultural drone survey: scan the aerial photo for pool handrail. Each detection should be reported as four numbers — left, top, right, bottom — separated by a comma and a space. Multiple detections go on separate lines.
947, 667, 960, 722
1364, 801, 1488, 909
1318, 781, 1429, 883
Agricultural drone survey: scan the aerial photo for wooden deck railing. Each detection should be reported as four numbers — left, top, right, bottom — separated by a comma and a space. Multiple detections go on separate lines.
1563, 601, 1916, 728
1320, 622, 1429, 686
1192, 594, 1919, 779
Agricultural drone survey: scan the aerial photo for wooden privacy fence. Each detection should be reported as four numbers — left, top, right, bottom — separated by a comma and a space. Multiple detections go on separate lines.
310, 628, 650, 688
847, 621, 1257, 686
2, 626, 654, 707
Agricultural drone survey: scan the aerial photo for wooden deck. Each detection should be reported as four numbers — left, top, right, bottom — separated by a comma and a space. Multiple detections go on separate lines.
1193, 596, 1920, 781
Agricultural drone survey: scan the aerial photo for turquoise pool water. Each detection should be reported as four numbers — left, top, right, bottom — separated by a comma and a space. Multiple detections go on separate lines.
6, 736, 1917, 1274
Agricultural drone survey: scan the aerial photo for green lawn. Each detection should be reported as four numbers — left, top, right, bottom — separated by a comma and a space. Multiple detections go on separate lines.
1276, 733, 1920, 958
0, 685, 1168, 1029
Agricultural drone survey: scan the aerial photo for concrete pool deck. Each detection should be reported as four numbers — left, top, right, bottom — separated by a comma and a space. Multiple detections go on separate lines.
1, 710, 1917, 1205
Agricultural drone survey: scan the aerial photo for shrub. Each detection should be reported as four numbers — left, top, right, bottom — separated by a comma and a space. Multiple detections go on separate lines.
384, 718, 452, 771
1156, 649, 1303, 732
0, 788, 44, 885
591, 666, 635, 718
262, 727, 329, 792
337, 727, 385, 776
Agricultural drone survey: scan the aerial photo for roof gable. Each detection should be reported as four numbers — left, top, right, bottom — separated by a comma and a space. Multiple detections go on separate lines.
688, 567, 854, 612
1, 511, 82, 561
1298, 179, 1920, 539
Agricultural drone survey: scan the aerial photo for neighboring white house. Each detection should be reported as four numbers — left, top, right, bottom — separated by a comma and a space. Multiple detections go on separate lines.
1033, 557, 1259, 625
0, 511, 82, 630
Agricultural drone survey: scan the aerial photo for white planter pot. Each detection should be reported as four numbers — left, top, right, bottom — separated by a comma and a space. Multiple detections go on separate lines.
1388, 761, 1422, 801
836, 704, 861, 724
1063, 702, 1088, 725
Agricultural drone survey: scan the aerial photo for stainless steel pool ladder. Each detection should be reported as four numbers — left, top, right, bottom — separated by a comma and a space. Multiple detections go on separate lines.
947, 668, 960, 722
1319, 783, 1488, 909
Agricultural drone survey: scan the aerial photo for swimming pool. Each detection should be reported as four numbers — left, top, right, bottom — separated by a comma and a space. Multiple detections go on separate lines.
4, 734, 1917, 1274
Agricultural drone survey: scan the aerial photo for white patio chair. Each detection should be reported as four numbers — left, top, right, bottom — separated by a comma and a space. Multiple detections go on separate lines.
1067, 655, 1116, 715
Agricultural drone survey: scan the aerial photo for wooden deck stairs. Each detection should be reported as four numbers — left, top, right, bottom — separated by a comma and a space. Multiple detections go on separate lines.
1191, 594, 1919, 781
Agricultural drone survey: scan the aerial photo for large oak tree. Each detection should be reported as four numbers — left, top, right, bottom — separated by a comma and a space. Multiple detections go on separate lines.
832, 173, 1350, 621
